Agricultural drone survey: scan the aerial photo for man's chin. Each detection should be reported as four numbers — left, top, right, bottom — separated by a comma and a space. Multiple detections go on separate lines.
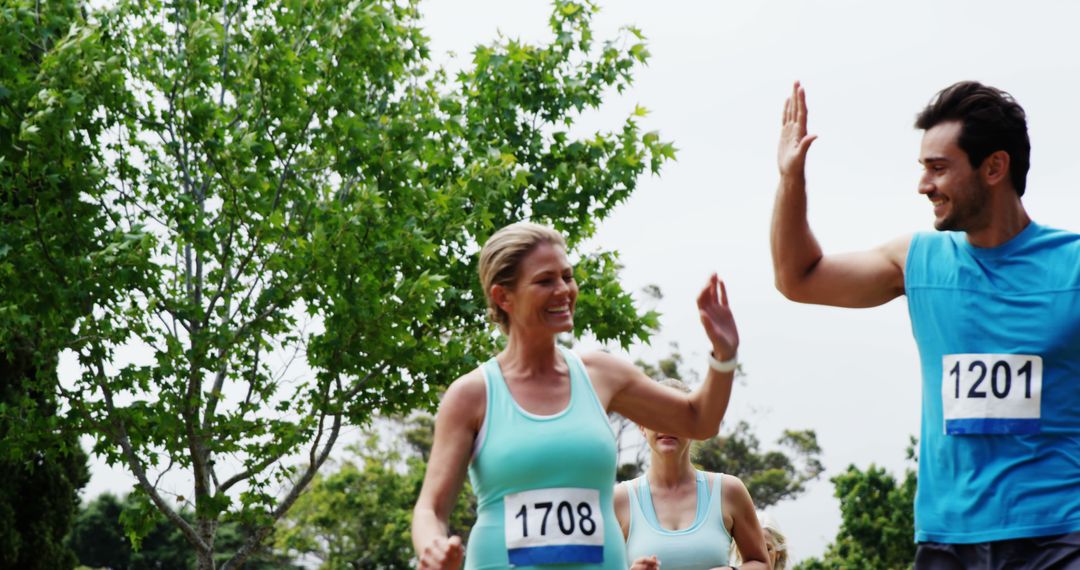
933, 216, 958, 232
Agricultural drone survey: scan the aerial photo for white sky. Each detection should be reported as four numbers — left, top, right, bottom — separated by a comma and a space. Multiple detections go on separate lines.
81, 0, 1080, 564
418, 0, 1080, 562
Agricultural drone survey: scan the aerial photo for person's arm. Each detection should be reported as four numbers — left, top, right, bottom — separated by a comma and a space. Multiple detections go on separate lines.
588, 274, 737, 440
613, 481, 631, 540
772, 81, 909, 308
720, 475, 770, 570
412, 372, 484, 570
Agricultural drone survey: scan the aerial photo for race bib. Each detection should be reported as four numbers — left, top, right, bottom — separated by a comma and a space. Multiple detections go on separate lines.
942, 354, 1043, 435
504, 487, 603, 566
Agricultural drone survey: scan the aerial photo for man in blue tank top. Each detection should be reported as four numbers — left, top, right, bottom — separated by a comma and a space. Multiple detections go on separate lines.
770, 80, 1080, 569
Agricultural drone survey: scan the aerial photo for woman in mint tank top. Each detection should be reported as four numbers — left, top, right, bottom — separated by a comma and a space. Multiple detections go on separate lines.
412, 222, 745, 570
614, 379, 770, 570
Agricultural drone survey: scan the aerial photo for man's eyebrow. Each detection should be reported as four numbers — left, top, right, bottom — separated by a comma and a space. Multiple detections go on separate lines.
919, 156, 949, 165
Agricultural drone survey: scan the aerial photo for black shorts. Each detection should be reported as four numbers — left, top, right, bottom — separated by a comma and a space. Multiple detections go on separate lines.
915, 532, 1080, 570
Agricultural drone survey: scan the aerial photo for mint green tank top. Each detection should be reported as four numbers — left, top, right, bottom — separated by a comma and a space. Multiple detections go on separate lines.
624, 471, 732, 569
465, 347, 626, 569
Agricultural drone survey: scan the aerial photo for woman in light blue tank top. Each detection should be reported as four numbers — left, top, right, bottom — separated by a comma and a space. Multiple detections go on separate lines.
614, 380, 770, 570
412, 223, 746, 569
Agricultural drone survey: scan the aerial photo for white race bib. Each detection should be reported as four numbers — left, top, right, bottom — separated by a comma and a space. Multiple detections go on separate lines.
504, 487, 604, 566
942, 353, 1043, 435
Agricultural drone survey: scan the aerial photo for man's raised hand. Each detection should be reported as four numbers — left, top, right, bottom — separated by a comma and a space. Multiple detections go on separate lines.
778, 80, 818, 177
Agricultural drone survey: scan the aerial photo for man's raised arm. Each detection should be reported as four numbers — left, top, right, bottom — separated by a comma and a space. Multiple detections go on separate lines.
771, 81, 908, 308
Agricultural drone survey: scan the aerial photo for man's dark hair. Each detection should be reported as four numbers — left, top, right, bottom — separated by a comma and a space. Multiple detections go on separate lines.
915, 81, 1031, 196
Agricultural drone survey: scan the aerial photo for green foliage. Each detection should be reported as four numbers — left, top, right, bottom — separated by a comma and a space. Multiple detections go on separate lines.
69, 493, 301, 569
694, 420, 824, 509
0, 421, 89, 570
31, 0, 673, 566
0, 0, 139, 376
795, 444, 917, 570
69, 493, 189, 570
68, 493, 130, 569
277, 415, 477, 569
0, 1, 121, 566
404, 414, 436, 462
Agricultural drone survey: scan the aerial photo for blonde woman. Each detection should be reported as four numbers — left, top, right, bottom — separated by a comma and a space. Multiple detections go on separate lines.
615, 379, 771, 570
412, 222, 743, 569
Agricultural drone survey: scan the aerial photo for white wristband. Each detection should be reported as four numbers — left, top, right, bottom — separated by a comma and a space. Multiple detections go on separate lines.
707, 351, 738, 373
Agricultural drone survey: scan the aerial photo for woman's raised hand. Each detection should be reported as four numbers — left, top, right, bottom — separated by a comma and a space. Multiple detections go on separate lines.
697, 274, 739, 361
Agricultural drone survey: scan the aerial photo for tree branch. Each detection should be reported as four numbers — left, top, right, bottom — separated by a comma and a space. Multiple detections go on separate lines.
220, 389, 344, 570
93, 360, 209, 553
217, 447, 290, 493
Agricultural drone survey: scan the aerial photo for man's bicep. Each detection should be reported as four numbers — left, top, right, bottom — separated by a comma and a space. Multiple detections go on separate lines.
791, 237, 908, 308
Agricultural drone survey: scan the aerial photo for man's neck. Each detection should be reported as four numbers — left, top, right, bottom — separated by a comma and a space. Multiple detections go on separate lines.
966, 195, 1031, 249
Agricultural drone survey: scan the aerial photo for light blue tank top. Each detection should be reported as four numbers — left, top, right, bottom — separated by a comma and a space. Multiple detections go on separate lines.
625, 470, 731, 569
465, 347, 626, 569
907, 222, 1080, 543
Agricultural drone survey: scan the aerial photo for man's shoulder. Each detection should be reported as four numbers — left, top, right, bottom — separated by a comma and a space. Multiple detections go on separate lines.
1030, 223, 1080, 247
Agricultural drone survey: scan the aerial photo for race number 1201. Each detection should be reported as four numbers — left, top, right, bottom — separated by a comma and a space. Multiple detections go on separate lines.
941, 353, 1042, 435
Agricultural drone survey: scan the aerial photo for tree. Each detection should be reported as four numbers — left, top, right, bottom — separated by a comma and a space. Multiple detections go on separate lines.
68, 493, 132, 569
0, 1, 135, 567
55, 0, 671, 567
69, 492, 301, 569
276, 415, 476, 568
795, 440, 917, 570
68, 493, 188, 570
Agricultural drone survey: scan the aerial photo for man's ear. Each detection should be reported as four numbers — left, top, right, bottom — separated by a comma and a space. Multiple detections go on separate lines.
491, 283, 512, 314
982, 150, 1011, 188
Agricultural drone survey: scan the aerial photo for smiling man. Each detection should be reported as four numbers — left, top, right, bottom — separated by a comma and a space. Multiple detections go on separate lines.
770, 81, 1080, 569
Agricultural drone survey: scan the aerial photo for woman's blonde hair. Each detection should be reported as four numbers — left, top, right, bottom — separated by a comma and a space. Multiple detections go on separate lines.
762, 515, 789, 570
730, 512, 789, 570
478, 222, 567, 333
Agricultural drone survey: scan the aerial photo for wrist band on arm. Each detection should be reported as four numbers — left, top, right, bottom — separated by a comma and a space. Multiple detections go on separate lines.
707, 351, 738, 373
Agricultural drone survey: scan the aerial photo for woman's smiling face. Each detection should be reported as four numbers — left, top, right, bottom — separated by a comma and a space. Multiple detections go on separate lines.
501, 241, 577, 334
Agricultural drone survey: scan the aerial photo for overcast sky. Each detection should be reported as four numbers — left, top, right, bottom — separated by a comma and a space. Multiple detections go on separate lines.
80, 1, 1080, 563
418, 0, 1080, 561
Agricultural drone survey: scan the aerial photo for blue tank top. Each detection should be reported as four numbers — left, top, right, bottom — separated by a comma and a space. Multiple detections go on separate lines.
465, 347, 627, 569
906, 222, 1080, 543
624, 471, 731, 569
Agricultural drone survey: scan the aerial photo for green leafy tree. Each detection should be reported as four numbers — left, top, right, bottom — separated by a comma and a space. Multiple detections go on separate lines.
0, 0, 135, 567
55, 0, 671, 567
69, 493, 189, 570
69, 492, 300, 569
694, 420, 824, 508
68, 493, 130, 569
0, 418, 88, 570
795, 440, 917, 570
276, 416, 476, 569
